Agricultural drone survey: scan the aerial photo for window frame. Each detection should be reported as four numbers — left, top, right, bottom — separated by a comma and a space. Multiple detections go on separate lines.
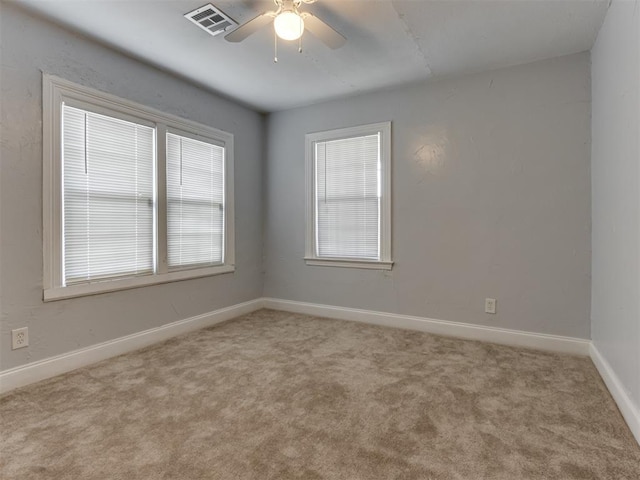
43, 74, 235, 301
304, 121, 393, 270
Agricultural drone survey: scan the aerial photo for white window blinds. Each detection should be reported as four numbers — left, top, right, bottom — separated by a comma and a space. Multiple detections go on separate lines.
166, 133, 225, 269
62, 105, 155, 285
315, 133, 381, 259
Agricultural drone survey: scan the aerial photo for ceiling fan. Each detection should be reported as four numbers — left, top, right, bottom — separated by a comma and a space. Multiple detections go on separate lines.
225, 0, 346, 50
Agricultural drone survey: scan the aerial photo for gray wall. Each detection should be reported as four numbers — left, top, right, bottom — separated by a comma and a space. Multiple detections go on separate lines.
0, 3, 264, 371
591, 0, 640, 415
264, 53, 592, 338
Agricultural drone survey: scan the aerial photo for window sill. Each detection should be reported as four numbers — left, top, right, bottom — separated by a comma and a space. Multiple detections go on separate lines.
43, 264, 235, 302
304, 258, 393, 270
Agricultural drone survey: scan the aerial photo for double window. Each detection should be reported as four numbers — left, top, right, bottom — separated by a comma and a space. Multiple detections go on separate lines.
305, 122, 392, 269
43, 75, 234, 301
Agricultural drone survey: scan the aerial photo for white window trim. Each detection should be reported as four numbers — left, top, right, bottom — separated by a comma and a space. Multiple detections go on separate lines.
304, 121, 393, 270
43, 74, 235, 301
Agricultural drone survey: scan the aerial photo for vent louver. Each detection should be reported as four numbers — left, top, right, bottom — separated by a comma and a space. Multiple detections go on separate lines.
184, 4, 237, 37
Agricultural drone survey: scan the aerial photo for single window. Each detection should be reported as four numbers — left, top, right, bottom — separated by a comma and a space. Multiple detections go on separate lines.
166, 132, 225, 270
305, 122, 392, 270
43, 75, 235, 301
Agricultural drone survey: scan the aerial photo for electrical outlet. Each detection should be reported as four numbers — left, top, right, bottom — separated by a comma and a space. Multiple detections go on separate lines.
11, 327, 29, 350
485, 298, 497, 314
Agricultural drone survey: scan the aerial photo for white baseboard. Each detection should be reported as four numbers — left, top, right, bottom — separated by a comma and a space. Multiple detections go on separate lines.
590, 343, 640, 446
0, 298, 264, 395
262, 298, 591, 356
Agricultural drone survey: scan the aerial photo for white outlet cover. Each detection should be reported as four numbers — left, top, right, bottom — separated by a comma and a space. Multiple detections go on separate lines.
11, 327, 29, 350
485, 298, 497, 314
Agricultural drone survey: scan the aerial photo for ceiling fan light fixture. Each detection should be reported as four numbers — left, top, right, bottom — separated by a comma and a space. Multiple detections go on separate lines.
274, 10, 304, 41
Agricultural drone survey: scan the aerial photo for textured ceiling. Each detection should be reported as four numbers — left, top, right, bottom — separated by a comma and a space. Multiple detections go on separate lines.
14, 0, 609, 112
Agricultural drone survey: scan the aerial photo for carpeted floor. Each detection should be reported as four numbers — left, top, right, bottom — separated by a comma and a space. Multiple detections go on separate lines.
1, 309, 639, 479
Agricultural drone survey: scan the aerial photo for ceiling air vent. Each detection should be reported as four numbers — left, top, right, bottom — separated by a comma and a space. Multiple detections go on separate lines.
184, 3, 237, 37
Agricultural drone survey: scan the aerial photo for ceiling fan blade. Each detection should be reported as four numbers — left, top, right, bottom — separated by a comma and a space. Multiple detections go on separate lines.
301, 13, 346, 49
225, 13, 274, 43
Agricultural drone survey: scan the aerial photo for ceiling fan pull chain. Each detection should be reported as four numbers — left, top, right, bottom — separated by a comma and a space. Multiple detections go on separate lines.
274, 28, 278, 63
298, 7, 303, 53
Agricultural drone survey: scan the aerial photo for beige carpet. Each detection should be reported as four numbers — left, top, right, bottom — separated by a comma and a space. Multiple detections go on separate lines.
1, 309, 639, 479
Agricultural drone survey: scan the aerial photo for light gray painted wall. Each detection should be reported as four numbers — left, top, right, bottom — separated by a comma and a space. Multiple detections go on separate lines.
0, 3, 264, 371
264, 53, 592, 338
591, 0, 640, 413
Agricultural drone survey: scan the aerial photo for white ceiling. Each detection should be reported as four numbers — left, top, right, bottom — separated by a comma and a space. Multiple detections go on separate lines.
15, 0, 609, 112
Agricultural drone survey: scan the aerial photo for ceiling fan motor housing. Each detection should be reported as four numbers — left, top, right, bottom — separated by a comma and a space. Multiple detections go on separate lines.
225, 0, 345, 50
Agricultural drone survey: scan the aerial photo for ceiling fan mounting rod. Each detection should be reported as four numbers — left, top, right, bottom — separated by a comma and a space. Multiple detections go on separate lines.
274, 0, 299, 12
273, 0, 316, 6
